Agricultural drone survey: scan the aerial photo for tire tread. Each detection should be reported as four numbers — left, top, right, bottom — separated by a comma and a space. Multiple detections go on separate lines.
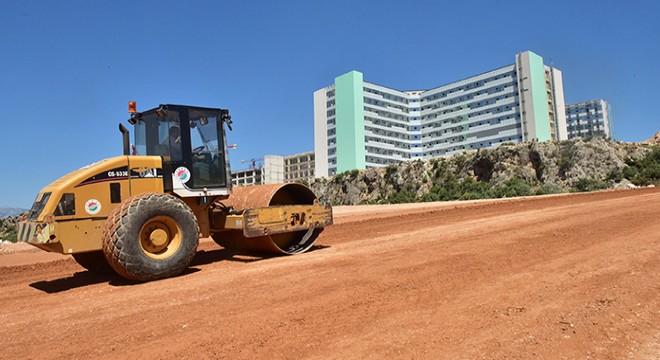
102, 193, 199, 281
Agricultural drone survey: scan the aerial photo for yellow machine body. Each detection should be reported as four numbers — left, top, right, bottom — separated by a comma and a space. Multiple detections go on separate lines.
16, 103, 332, 281
17, 155, 164, 254
17, 156, 332, 256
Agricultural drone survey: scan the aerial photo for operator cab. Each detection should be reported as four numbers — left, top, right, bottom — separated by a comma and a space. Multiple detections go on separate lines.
130, 104, 231, 195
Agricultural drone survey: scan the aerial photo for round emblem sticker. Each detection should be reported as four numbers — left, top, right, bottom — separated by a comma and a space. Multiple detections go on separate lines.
175, 167, 191, 183
85, 199, 102, 215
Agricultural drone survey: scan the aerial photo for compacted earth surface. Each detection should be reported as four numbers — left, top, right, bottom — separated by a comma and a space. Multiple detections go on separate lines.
0, 188, 658, 359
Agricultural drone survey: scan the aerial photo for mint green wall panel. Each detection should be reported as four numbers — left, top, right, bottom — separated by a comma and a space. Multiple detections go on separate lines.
528, 52, 552, 141
334, 71, 366, 173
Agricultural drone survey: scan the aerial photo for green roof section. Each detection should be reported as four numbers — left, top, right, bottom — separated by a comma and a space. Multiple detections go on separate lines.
334, 70, 366, 172
528, 51, 552, 141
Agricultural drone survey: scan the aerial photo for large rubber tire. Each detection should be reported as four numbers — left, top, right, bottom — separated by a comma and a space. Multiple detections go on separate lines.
71, 251, 115, 274
102, 193, 199, 282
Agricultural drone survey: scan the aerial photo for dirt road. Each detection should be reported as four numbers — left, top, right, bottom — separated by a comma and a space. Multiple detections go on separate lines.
1, 188, 658, 359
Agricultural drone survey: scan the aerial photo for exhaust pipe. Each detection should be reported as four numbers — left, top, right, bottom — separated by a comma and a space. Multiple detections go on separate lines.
119, 123, 130, 156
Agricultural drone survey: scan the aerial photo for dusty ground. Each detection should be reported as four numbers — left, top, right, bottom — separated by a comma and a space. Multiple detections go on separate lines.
0, 188, 658, 359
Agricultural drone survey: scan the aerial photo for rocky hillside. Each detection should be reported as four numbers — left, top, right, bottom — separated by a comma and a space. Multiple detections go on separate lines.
0, 216, 19, 243
310, 137, 658, 205
644, 132, 660, 144
0, 207, 26, 243
1, 137, 656, 240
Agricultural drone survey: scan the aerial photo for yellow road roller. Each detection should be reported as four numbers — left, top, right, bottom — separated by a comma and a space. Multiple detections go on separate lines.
17, 103, 333, 281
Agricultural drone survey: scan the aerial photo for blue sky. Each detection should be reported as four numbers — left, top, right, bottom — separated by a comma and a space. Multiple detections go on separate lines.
1, 0, 658, 208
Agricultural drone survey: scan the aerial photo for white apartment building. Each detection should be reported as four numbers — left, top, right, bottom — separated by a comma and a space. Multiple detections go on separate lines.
565, 99, 613, 139
314, 50, 568, 176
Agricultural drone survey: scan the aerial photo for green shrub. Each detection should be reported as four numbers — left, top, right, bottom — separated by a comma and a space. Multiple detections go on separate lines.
494, 178, 532, 198
606, 168, 624, 182
333, 169, 360, 182
433, 167, 445, 182
422, 176, 493, 201
558, 145, 576, 176
385, 164, 398, 179
535, 183, 564, 195
622, 147, 660, 186
458, 177, 493, 200
422, 177, 461, 202
5, 227, 17, 243
573, 178, 608, 192
0, 218, 18, 243
386, 190, 417, 204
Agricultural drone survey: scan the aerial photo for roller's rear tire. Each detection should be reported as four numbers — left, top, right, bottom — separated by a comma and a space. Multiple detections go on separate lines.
72, 251, 115, 274
102, 193, 199, 282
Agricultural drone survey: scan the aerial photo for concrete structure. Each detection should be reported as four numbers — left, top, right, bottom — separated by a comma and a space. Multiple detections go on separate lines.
231, 167, 263, 187
231, 152, 315, 186
565, 99, 613, 139
283, 151, 315, 183
314, 50, 568, 176
263, 155, 285, 183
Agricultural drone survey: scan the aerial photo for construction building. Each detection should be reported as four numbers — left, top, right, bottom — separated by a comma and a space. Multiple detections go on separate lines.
565, 99, 613, 139
231, 152, 315, 186
283, 151, 315, 183
314, 50, 568, 176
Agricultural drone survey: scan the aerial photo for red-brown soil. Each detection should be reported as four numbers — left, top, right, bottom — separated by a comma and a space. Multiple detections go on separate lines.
1, 188, 658, 359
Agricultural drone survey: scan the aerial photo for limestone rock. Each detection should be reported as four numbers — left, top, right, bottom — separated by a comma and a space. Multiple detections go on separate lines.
310, 138, 656, 205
